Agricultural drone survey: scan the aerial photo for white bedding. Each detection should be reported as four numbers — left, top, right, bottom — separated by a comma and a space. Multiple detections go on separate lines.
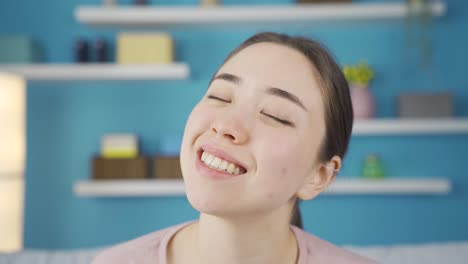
1, 241, 468, 264
345, 241, 468, 264
0, 249, 101, 264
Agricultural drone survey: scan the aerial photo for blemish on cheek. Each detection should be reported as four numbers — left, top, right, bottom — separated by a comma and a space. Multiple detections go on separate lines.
281, 167, 288, 178
204, 200, 213, 208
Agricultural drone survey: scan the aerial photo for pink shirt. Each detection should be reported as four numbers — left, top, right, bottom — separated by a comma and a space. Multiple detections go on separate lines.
93, 222, 377, 264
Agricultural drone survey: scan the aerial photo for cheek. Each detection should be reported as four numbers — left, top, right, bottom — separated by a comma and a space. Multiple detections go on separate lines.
253, 139, 307, 197
281, 167, 288, 178
181, 103, 218, 151
257, 139, 305, 175
252, 127, 322, 201
183, 103, 213, 136
181, 104, 212, 180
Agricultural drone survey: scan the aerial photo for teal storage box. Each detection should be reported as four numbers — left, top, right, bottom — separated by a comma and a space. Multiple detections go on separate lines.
0, 36, 39, 63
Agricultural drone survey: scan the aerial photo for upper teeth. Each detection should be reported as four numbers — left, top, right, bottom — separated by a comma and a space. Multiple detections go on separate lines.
201, 151, 245, 175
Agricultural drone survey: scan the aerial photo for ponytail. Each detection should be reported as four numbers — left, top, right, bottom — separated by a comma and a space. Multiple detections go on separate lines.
290, 200, 303, 229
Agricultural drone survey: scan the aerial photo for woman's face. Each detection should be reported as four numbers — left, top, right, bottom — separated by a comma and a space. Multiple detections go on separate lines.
180, 42, 327, 217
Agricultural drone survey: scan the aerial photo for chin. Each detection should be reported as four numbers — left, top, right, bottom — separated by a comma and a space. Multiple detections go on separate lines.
183, 177, 248, 218
185, 187, 231, 215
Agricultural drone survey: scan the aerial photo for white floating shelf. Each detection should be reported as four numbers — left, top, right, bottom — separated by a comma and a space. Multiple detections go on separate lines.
74, 179, 185, 197
75, 2, 446, 27
324, 178, 451, 195
352, 118, 468, 135
74, 178, 451, 197
0, 63, 190, 81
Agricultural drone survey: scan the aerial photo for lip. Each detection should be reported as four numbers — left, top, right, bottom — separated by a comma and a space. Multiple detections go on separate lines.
195, 144, 247, 180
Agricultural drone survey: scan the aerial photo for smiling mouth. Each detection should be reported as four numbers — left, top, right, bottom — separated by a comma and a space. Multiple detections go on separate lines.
198, 150, 247, 176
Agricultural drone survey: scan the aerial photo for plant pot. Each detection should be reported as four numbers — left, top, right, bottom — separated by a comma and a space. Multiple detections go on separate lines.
350, 84, 375, 119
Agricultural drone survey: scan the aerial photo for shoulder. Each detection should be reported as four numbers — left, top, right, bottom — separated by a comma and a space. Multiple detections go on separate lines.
292, 226, 378, 264
92, 222, 191, 264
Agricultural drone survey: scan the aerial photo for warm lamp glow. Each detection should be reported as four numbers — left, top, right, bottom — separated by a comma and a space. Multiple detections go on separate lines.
0, 73, 25, 174
0, 73, 25, 252
0, 178, 23, 252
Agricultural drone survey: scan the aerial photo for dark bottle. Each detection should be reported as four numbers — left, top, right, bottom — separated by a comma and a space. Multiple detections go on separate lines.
95, 38, 108, 63
134, 0, 147, 5
75, 38, 89, 63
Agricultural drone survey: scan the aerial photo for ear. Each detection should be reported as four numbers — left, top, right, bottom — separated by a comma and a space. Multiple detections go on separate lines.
295, 155, 342, 200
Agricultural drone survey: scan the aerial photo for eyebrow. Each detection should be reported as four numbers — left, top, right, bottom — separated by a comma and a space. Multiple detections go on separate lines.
211, 72, 242, 85
211, 72, 308, 112
266, 87, 308, 112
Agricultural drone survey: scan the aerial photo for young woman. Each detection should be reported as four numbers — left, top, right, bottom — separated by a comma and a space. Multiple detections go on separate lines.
93, 32, 377, 264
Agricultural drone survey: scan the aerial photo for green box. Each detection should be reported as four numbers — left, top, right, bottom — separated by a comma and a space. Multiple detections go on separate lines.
0, 36, 39, 63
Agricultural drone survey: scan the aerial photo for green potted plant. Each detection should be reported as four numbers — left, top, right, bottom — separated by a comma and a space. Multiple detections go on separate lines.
343, 61, 375, 119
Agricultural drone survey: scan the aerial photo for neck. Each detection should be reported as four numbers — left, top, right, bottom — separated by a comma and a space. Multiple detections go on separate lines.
188, 205, 298, 264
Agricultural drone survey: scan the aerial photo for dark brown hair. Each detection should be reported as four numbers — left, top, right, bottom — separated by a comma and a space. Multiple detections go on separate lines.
219, 32, 354, 229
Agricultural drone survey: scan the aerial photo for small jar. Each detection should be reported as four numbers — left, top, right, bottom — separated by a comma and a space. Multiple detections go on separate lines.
74, 37, 89, 63
95, 38, 108, 63
133, 0, 147, 5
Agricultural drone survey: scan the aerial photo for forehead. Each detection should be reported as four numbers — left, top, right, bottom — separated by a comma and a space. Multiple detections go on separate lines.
217, 43, 324, 111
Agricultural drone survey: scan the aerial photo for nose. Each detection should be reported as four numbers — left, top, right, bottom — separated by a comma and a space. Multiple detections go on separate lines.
210, 112, 249, 145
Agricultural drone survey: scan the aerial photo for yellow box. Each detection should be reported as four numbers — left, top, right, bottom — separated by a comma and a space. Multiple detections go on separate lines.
102, 149, 138, 159
101, 134, 138, 158
117, 33, 174, 64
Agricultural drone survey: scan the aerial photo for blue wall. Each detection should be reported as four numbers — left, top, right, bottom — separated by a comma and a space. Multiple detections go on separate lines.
1, 0, 467, 249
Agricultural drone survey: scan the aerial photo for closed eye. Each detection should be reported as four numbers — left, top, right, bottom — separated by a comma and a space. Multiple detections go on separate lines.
207, 95, 231, 103
261, 111, 295, 127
